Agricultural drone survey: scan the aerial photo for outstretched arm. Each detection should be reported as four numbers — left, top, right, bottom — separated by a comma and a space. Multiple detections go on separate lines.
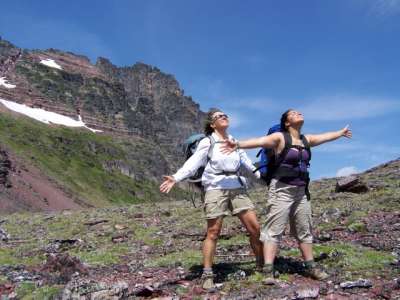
160, 175, 176, 193
221, 132, 281, 154
159, 138, 210, 194
306, 125, 352, 147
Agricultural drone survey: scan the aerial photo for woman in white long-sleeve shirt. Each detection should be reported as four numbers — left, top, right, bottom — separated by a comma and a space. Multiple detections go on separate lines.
160, 108, 263, 290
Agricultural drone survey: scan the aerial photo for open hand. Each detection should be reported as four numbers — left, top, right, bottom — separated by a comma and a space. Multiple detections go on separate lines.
220, 139, 238, 154
160, 175, 176, 193
341, 125, 352, 139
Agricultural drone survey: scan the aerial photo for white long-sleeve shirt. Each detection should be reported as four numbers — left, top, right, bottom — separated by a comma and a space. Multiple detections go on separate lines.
173, 132, 260, 191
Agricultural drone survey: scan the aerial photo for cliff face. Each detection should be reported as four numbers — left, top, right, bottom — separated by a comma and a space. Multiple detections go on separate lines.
0, 38, 206, 173
95, 57, 205, 156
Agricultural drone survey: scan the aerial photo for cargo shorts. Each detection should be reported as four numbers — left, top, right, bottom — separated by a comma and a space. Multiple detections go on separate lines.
203, 189, 255, 219
260, 179, 313, 244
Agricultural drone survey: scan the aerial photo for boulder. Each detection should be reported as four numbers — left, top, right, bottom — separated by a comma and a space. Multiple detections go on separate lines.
335, 175, 369, 193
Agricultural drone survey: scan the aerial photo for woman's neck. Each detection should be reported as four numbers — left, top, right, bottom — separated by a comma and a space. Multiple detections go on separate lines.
214, 128, 228, 140
288, 127, 301, 139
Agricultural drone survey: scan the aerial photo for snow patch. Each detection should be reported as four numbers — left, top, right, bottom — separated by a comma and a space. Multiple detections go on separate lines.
0, 77, 16, 89
0, 98, 102, 133
40, 59, 62, 70
336, 166, 358, 177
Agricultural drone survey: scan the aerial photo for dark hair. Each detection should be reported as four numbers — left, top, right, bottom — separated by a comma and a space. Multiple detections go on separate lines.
204, 107, 222, 136
280, 109, 293, 132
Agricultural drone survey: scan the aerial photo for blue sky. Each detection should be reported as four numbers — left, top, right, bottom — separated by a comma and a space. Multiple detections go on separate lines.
1, 0, 400, 179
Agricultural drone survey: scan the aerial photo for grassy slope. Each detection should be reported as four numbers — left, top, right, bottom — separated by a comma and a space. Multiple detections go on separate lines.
0, 112, 184, 206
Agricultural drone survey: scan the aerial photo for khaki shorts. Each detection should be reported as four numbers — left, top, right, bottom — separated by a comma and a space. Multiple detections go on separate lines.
203, 189, 255, 219
260, 179, 313, 244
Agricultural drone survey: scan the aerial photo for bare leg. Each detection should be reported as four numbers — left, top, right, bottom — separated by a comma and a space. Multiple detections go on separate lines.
237, 209, 263, 266
299, 242, 313, 262
203, 217, 224, 268
263, 241, 279, 264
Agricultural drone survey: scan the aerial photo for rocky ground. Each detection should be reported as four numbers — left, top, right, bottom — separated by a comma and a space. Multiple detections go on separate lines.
0, 159, 399, 299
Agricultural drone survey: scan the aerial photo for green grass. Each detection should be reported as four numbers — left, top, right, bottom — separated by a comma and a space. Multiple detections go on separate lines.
0, 113, 162, 206
145, 249, 202, 268
70, 243, 130, 266
282, 243, 393, 274
218, 233, 248, 247
0, 248, 43, 266
16, 282, 63, 300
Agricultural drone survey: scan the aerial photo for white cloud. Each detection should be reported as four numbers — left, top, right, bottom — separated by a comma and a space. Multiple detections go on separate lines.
369, 0, 400, 16
299, 95, 400, 121
336, 166, 359, 177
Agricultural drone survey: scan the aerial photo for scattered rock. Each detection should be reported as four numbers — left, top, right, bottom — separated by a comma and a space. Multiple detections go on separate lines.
114, 224, 127, 230
84, 219, 109, 226
0, 283, 15, 297
5, 267, 41, 283
41, 253, 89, 283
44, 239, 83, 253
317, 232, 332, 242
227, 269, 246, 281
293, 285, 320, 299
322, 208, 343, 222
0, 226, 10, 241
111, 233, 128, 243
371, 282, 395, 300
340, 278, 372, 289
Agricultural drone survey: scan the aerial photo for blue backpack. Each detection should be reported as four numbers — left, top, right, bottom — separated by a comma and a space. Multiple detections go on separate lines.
254, 124, 281, 183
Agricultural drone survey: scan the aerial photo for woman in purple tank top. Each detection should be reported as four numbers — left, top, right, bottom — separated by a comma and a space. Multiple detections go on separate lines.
221, 109, 352, 284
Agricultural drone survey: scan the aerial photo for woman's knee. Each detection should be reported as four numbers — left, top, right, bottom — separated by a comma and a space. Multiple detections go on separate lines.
248, 222, 260, 237
206, 227, 221, 240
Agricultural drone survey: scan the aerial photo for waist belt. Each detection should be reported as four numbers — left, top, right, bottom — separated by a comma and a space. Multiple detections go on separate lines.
214, 171, 245, 187
272, 166, 309, 181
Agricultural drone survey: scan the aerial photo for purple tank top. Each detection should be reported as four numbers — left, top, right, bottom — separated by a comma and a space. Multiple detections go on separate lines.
279, 148, 310, 186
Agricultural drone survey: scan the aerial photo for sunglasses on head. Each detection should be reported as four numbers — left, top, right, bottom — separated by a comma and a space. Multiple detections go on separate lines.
212, 114, 228, 121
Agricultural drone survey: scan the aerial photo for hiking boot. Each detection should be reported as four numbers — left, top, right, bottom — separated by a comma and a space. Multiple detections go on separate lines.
262, 264, 277, 285
303, 262, 329, 280
255, 264, 264, 273
200, 272, 216, 290
255, 256, 264, 273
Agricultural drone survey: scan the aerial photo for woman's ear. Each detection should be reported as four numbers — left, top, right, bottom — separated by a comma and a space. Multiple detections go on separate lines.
285, 120, 290, 129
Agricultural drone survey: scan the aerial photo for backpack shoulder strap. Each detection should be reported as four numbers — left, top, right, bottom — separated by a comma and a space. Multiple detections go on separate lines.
206, 135, 215, 161
273, 132, 291, 168
283, 131, 292, 149
300, 134, 310, 148
300, 134, 312, 162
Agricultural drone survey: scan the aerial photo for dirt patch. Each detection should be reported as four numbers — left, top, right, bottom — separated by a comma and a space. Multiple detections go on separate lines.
0, 144, 84, 214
